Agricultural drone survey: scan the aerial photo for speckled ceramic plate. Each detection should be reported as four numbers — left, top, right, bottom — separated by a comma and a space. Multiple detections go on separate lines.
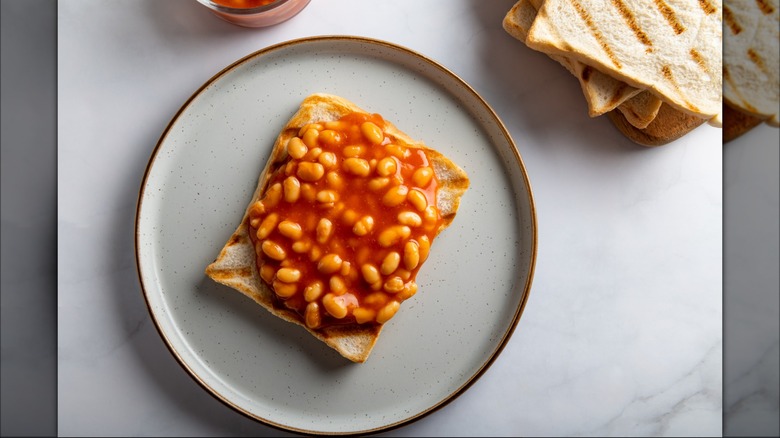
135, 36, 536, 435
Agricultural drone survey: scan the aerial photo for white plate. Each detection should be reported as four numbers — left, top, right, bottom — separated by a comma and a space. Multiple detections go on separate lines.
135, 36, 536, 435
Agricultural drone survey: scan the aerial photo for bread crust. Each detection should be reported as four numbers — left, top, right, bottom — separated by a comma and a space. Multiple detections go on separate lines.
205, 93, 469, 363
606, 102, 706, 146
723, 100, 765, 144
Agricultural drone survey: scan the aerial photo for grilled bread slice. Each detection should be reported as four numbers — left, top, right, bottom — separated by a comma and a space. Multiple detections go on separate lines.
723, 0, 779, 126
503, 0, 705, 144
526, 0, 723, 126
205, 93, 469, 363
607, 102, 706, 146
504, 0, 664, 127
616, 90, 663, 129
503, 0, 642, 116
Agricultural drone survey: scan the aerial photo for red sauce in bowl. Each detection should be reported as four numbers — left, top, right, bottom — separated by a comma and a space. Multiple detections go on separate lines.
211, 0, 276, 8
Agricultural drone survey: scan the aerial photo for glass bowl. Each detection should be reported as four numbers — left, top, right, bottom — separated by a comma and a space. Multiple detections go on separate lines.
196, 0, 311, 28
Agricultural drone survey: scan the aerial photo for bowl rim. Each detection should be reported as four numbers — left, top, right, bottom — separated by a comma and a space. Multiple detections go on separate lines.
196, 0, 296, 15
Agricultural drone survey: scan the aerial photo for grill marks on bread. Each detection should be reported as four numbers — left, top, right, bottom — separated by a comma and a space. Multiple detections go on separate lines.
654, 0, 687, 34
569, 0, 623, 69
581, 0, 710, 114
505, 0, 648, 116
723, 6, 743, 34
698, 0, 718, 14
526, 0, 722, 121
505, 0, 723, 142
688, 48, 715, 85
689, 48, 706, 68
756, 0, 775, 14
747, 48, 772, 76
573, 0, 696, 84
661, 65, 700, 112
610, 0, 654, 52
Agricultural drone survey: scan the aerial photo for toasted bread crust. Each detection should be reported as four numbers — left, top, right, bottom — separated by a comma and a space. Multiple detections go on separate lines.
723, 100, 765, 144
607, 102, 706, 146
205, 93, 469, 363
617, 91, 663, 130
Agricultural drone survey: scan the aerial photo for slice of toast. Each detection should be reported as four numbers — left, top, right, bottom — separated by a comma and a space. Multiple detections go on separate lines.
607, 102, 706, 146
504, 0, 665, 128
503, 0, 642, 116
616, 90, 663, 129
526, 0, 723, 124
205, 93, 469, 363
723, 0, 779, 126
504, 0, 665, 126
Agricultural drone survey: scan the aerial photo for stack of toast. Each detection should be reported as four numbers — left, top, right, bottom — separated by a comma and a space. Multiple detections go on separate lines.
503, 0, 723, 146
722, 0, 779, 142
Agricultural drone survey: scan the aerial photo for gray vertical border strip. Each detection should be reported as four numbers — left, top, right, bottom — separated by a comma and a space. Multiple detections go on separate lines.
0, 0, 58, 435
723, 127, 780, 436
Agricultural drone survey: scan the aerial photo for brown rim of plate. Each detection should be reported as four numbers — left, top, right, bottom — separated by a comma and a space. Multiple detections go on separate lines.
134, 35, 538, 436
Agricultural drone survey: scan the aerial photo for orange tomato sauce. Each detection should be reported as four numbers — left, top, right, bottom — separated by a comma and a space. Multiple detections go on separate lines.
247, 112, 443, 328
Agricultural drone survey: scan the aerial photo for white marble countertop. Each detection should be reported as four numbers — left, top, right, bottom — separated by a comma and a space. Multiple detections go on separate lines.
57, 0, 728, 435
